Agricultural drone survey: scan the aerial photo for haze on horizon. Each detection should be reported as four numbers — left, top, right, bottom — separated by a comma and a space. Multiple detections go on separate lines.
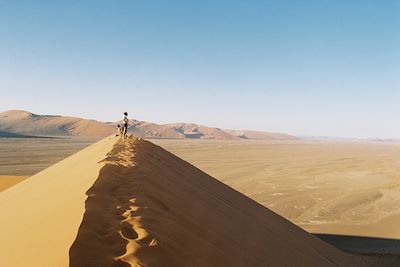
1, 1, 399, 139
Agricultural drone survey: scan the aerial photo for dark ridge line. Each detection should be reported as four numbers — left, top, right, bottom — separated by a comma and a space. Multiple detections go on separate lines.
314, 234, 400, 255
0, 133, 59, 139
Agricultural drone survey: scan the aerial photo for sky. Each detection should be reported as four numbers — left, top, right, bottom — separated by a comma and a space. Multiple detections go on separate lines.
1, 0, 399, 138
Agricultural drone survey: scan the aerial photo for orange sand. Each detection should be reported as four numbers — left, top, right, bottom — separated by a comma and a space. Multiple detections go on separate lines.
0, 175, 29, 192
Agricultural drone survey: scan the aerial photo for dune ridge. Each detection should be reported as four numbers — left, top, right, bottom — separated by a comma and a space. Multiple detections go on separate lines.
69, 137, 366, 266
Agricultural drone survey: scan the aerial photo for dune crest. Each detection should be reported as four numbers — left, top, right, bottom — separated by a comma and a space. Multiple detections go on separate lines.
69, 137, 366, 266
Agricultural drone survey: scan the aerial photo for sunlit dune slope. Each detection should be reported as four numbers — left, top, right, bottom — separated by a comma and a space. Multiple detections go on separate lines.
0, 136, 117, 267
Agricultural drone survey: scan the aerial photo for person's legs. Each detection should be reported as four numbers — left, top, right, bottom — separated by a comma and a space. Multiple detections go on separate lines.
123, 124, 128, 138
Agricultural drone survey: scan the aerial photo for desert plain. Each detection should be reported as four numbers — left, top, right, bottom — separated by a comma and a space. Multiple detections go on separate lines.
0, 137, 98, 191
153, 139, 400, 239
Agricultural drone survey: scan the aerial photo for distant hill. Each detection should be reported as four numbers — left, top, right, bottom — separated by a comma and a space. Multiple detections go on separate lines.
224, 129, 297, 140
0, 110, 298, 140
0, 110, 115, 138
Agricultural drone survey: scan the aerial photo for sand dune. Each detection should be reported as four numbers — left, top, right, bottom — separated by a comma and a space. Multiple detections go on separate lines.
0, 110, 115, 137
224, 129, 297, 140
128, 121, 237, 139
0, 136, 116, 266
69, 137, 365, 266
1, 136, 388, 266
0, 110, 297, 140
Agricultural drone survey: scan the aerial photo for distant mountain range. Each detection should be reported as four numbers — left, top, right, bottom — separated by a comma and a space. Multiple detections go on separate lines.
0, 110, 298, 140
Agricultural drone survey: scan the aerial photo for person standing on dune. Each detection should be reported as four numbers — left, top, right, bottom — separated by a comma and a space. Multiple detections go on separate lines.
122, 112, 129, 138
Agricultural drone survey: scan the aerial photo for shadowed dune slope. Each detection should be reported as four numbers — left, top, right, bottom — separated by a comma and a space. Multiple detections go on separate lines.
0, 136, 117, 267
70, 137, 367, 266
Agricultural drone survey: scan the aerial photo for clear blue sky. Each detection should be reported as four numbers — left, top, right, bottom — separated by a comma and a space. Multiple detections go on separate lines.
1, 0, 399, 138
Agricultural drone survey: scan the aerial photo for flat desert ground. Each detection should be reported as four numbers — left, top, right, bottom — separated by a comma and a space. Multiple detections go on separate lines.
0, 137, 98, 191
153, 139, 400, 239
0, 137, 99, 175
